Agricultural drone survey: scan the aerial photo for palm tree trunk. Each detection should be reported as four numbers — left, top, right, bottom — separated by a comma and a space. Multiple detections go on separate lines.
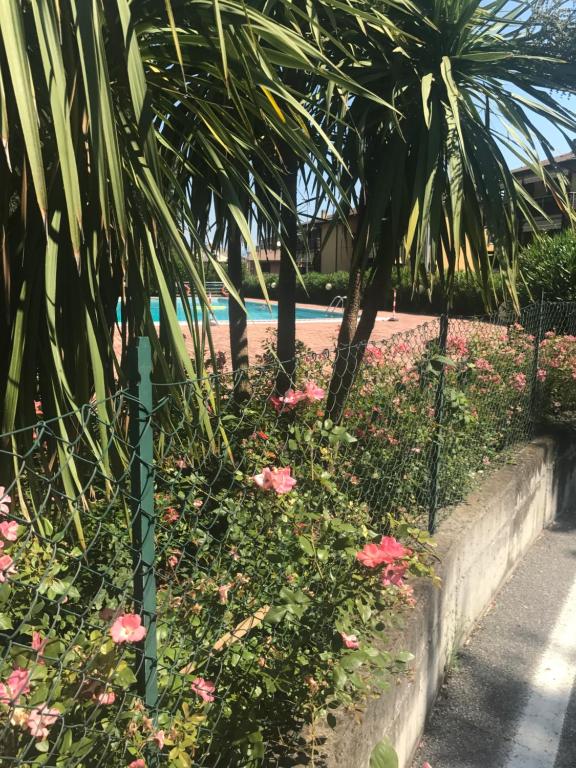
228, 215, 251, 403
334, 198, 369, 349
275, 157, 299, 394
326, 258, 393, 422
336, 265, 363, 347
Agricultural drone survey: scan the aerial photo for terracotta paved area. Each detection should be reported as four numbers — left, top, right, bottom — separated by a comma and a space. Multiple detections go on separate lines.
183, 308, 437, 362
114, 305, 437, 364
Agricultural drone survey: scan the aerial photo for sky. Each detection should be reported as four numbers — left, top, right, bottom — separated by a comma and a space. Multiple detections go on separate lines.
499, 93, 575, 170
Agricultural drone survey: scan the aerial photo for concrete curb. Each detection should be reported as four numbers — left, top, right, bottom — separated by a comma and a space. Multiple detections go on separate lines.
309, 428, 576, 768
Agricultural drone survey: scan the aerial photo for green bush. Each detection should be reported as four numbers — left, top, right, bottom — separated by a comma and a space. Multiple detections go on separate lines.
3, 320, 576, 765
243, 270, 350, 305
518, 230, 576, 303
243, 267, 504, 316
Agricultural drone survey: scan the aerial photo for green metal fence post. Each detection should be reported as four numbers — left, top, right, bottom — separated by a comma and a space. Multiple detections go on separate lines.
128, 337, 159, 721
529, 293, 545, 429
428, 313, 449, 535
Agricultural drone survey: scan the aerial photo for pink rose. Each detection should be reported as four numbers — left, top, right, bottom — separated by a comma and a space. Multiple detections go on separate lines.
340, 632, 360, 650
447, 335, 469, 357
110, 613, 147, 644
253, 467, 274, 491
270, 389, 306, 412
365, 345, 383, 363
31, 632, 48, 658
129, 761, 146, 768
152, 730, 165, 749
26, 704, 59, 740
0, 554, 16, 582
0, 520, 19, 542
377, 536, 410, 562
511, 372, 527, 391
94, 690, 116, 705
166, 548, 182, 569
356, 543, 387, 568
356, 536, 409, 569
6, 669, 31, 702
303, 381, 325, 402
162, 507, 179, 524
253, 467, 296, 495
380, 562, 408, 587
191, 677, 216, 702
269, 467, 296, 494
474, 358, 494, 372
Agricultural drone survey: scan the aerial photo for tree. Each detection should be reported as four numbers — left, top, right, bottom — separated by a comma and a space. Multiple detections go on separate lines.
227, 209, 251, 402
0, 0, 348, 441
529, 0, 576, 62
146, 0, 364, 399
325, 0, 576, 420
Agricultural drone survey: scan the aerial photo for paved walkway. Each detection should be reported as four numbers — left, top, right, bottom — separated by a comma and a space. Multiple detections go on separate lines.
412, 511, 576, 768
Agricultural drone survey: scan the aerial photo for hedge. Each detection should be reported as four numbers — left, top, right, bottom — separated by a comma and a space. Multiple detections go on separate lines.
242, 268, 505, 317
517, 230, 576, 303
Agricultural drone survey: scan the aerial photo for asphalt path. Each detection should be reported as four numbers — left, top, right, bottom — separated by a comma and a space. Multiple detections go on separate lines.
412, 511, 576, 768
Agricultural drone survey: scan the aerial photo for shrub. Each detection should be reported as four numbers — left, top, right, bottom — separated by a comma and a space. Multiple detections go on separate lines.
518, 230, 576, 303
2, 318, 575, 766
243, 266, 504, 315
390, 267, 507, 316
243, 271, 350, 305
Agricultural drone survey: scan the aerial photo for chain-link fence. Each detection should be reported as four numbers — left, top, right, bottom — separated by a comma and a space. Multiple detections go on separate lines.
1, 301, 575, 767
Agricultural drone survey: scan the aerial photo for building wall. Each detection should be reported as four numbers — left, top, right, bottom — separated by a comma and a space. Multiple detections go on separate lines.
514, 155, 576, 245
318, 214, 472, 275
246, 247, 281, 276
319, 214, 358, 273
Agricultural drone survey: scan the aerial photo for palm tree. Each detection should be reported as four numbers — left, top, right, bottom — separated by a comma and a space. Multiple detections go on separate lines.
144, 0, 365, 399
0, 0, 351, 433
325, 0, 576, 419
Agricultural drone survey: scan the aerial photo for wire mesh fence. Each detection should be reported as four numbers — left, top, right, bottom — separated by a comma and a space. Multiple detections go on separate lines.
0, 301, 575, 767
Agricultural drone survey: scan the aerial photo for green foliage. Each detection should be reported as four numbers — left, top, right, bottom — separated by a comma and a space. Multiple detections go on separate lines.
3, 311, 576, 765
519, 231, 576, 302
529, 0, 576, 63
391, 268, 507, 317
0, 0, 362, 436
332, 0, 576, 318
370, 739, 399, 768
243, 271, 350, 305
244, 267, 505, 316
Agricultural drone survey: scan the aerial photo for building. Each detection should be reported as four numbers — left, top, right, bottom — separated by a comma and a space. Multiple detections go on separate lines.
246, 211, 359, 276
513, 152, 576, 244
313, 210, 359, 273
247, 153, 576, 277
249, 236, 282, 275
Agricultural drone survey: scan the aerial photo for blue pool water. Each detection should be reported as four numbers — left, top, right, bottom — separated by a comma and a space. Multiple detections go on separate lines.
121, 298, 342, 323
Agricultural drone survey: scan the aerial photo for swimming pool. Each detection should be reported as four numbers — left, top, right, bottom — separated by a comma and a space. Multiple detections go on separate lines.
123, 297, 342, 323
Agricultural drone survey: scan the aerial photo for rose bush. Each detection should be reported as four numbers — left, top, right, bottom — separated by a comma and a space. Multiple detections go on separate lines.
0, 319, 574, 766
